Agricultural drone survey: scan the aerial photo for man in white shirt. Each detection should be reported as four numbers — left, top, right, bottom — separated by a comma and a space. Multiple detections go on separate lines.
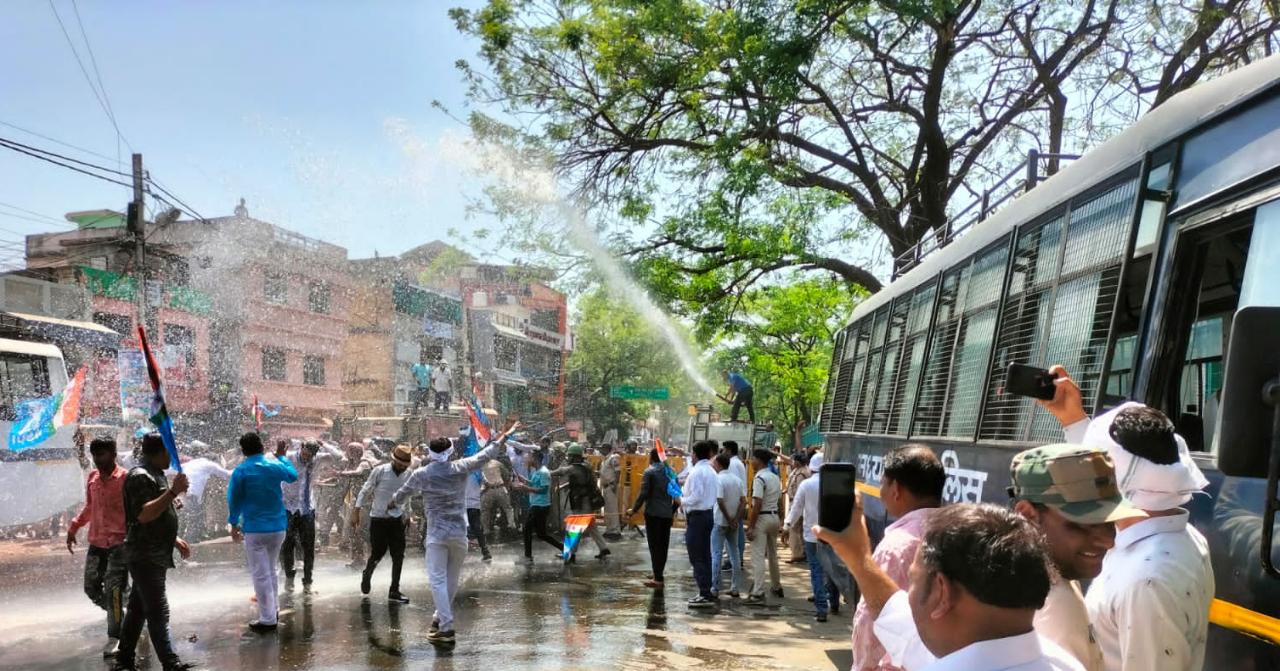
682, 440, 720, 609
722, 441, 749, 565
430, 361, 452, 412
818, 496, 1085, 671
1039, 369, 1213, 671
745, 448, 784, 605
280, 440, 342, 586
711, 453, 745, 598
352, 445, 414, 603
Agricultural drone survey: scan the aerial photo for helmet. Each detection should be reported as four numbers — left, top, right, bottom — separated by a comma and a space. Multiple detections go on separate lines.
567, 443, 584, 458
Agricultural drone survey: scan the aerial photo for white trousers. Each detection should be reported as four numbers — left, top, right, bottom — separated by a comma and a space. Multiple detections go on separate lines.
245, 531, 286, 625
426, 538, 467, 632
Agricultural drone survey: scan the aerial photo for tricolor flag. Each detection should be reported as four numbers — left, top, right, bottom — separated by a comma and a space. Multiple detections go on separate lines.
561, 513, 597, 562
654, 437, 668, 463
6, 366, 88, 451
137, 326, 182, 472
462, 386, 491, 457
252, 394, 263, 430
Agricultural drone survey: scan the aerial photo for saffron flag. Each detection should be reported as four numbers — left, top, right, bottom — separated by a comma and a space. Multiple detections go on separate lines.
252, 394, 262, 430
7, 366, 88, 451
561, 513, 597, 562
654, 437, 668, 463
464, 386, 491, 443
137, 326, 182, 472
56, 366, 87, 429
655, 438, 682, 498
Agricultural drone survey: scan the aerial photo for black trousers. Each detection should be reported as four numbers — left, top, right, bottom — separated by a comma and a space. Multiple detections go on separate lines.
282, 511, 316, 581
466, 508, 490, 557
685, 510, 714, 598
524, 505, 563, 558
117, 562, 179, 667
730, 387, 755, 423
645, 515, 673, 582
365, 517, 405, 593
84, 544, 128, 638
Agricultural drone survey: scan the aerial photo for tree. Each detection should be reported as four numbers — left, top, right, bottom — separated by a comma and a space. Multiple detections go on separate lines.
450, 0, 1278, 314
565, 287, 696, 443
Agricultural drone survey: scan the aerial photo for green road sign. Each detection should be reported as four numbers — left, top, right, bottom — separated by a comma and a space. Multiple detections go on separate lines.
608, 385, 670, 400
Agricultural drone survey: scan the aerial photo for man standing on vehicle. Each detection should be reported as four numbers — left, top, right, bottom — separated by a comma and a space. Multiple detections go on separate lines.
410, 359, 432, 415
67, 438, 130, 658
745, 448, 784, 605
430, 360, 452, 412
720, 370, 755, 424
1039, 368, 1213, 671
114, 433, 194, 671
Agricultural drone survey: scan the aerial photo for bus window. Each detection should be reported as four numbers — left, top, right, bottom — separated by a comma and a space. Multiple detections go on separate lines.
1153, 220, 1252, 452
0, 354, 52, 421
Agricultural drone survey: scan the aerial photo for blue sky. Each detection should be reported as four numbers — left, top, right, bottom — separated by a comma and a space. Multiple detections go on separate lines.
0, 1, 499, 267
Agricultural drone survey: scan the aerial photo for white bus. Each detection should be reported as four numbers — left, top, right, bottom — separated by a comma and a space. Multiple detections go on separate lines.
0, 338, 84, 528
822, 55, 1280, 666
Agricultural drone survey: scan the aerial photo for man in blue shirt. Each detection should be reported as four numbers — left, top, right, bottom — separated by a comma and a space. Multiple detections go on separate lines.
410, 361, 432, 415
720, 370, 755, 423
515, 449, 563, 564
227, 433, 297, 633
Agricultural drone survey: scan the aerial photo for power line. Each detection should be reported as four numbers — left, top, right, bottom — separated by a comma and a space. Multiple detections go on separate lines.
47, 0, 129, 155
0, 139, 132, 188
146, 177, 211, 224
0, 120, 117, 163
0, 135, 130, 177
0, 202, 72, 227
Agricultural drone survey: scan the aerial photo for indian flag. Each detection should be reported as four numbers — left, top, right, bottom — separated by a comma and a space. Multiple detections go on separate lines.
561, 513, 597, 562
137, 325, 182, 472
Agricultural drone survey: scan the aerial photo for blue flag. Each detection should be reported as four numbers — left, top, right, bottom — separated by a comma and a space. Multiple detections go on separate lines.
7, 396, 59, 451
138, 326, 181, 472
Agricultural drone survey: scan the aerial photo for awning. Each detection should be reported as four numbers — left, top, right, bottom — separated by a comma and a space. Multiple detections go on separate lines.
0, 312, 121, 349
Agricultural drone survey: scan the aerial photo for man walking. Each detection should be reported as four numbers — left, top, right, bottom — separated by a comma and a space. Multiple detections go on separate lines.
711, 453, 745, 599
114, 434, 194, 671
682, 440, 719, 609
352, 445, 414, 603
337, 442, 374, 567
627, 447, 677, 588
391, 424, 518, 646
281, 439, 336, 587
784, 452, 836, 621
719, 370, 755, 423
744, 448, 783, 605
600, 444, 623, 540
67, 438, 129, 658
480, 456, 516, 539
227, 434, 297, 633
430, 360, 452, 412
551, 444, 611, 560
515, 449, 563, 563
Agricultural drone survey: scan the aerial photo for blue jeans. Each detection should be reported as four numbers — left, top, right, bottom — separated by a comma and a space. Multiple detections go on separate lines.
685, 510, 714, 599
711, 523, 743, 595
816, 541, 856, 606
804, 541, 829, 615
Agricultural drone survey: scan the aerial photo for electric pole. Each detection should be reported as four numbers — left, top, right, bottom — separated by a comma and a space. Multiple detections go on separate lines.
128, 153, 146, 329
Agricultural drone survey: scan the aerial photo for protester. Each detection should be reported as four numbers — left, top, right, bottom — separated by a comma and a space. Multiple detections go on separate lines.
551, 444, 611, 560
170, 446, 231, 542
480, 455, 516, 539
411, 359, 432, 415
390, 423, 518, 647
819, 497, 1082, 671
281, 439, 337, 587
711, 453, 745, 599
722, 441, 748, 565
719, 370, 755, 423
850, 445, 945, 669
681, 439, 719, 608
627, 447, 678, 588
507, 433, 538, 533
337, 442, 374, 567
1038, 369, 1213, 671
784, 450, 811, 563
114, 433, 194, 671
312, 442, 347, 548
66, 437, 129, 658
744, 448, 783, 605
1010, 443, 1147, 671
600, 444, 624, 540
353, 444, 414, 603
430, 360, 451, 412
514, 449, 563, 564
227, 434, 298, 632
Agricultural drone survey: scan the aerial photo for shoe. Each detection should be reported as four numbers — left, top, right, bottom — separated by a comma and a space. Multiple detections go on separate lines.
831, 601, 840, 614
807, 595, 815, 602
103, 638, 120, 658
522, 557, 535, 566
787, 557, 807, 564
728, 591, 741, 598
428, 630, 456, 646
721, 564, 732, 572
388, 591, 410, 604
112, 662, 137, 671
360, 570, 371, 595
643, 579, 664, 589
603, 532, 623, 541
302, 578, 313, 587
429, 618, 440, 634
772, 587, 785, 598
816, 613, 828, 623
596, 549, 611, 560
687, 596, 716, 609
285, 570, 296, 580
482, 553, 493, 563
248, 620, 278, 633
744, 594, 766, 606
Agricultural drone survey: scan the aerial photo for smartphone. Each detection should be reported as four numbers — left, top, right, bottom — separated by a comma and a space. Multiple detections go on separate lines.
1004, 363, 1057, 401
819, 463, 858, 532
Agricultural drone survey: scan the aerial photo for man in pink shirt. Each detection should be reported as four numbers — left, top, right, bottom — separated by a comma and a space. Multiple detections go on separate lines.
66, 437, 130, 658
851, 444, 945, 671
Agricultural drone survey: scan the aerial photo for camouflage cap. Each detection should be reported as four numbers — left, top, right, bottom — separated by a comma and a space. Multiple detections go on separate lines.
1009, 444, 1146, 525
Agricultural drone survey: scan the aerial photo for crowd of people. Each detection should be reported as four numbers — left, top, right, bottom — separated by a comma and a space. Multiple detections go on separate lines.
60, 362, 1215, 671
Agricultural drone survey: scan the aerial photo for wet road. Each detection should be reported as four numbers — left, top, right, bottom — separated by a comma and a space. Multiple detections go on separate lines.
0, 533, 853, 670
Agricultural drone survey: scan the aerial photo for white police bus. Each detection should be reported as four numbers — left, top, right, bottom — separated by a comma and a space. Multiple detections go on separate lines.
821, 55, 1280, 666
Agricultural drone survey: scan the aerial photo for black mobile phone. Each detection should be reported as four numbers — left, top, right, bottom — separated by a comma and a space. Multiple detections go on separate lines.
819, 463, 858, 532
1004, 363, 1057, 401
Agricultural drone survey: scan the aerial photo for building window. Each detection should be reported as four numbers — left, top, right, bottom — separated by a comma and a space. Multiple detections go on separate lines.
163, 323, 196, 368
168, 258, 190, 287
264, 272, 288, 304
494, 335, 519, 372
303, 355, 326, 386
308, 281, 330, 314
262, 348, 287, 381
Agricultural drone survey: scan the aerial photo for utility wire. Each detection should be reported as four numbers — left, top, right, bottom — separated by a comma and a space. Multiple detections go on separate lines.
0, 139, 132, 188
47, 0, 129, 155
0, 201, 73, 227
0, 120, 117, 163
0, 136, 130, 177
146, 178, 211, 224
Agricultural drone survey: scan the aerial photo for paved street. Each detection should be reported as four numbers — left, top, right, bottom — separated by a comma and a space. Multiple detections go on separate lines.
0, 532, 853, 671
